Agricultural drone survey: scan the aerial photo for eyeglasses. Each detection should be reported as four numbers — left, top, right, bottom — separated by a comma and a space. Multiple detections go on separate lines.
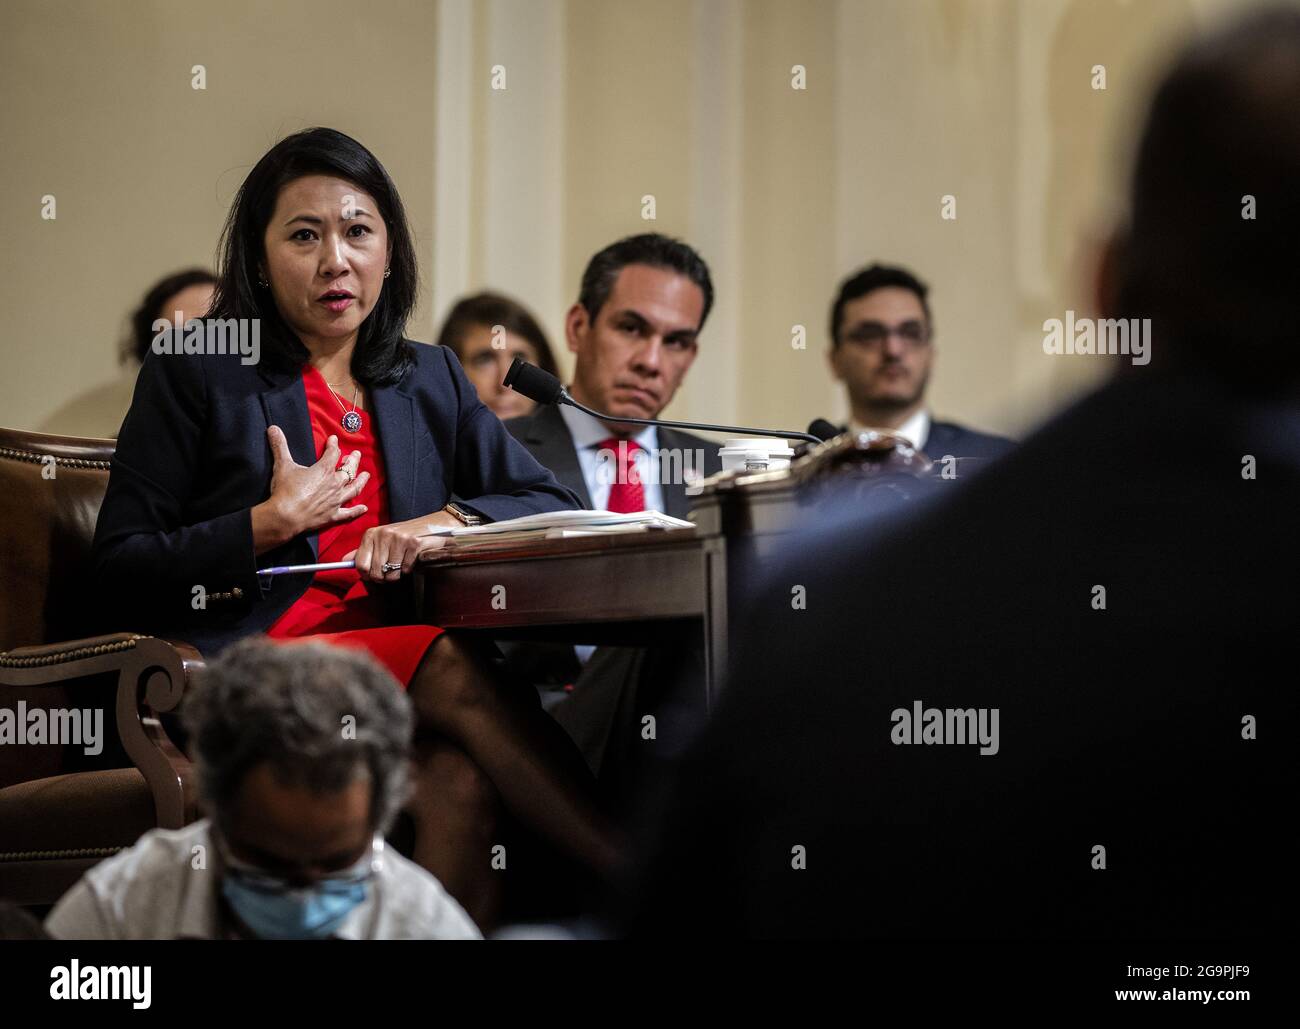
840, 320, 930, 350
215, 829, 384, 895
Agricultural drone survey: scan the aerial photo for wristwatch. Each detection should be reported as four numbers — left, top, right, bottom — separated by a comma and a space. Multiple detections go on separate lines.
443, 502, 484, 527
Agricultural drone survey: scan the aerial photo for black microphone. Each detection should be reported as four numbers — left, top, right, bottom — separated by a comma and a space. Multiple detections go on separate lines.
503, 358, 822, 444
807, 418, 842, 442
502, 358, 566, 407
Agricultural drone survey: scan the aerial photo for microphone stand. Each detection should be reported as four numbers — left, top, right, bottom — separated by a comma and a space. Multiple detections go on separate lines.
558, 389, 822, 445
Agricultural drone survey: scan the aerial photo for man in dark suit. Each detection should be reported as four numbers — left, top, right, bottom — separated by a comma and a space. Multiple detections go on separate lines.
504, 234, 723, 797
630, 9, 1300, 939
506, 405, 716, 522
824, 263, 1014, 469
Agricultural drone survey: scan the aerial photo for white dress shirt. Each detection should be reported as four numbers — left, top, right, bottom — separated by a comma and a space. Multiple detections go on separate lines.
559, 402, 665, 514
44, 819, 482, 940
849, 408, 931, 451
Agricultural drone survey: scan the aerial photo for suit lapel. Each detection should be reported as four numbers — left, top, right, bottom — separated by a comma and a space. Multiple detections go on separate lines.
921, 421, 950, 457
655, 428, 691, 519
661, 479, 689, 520
525, 405, 594, 509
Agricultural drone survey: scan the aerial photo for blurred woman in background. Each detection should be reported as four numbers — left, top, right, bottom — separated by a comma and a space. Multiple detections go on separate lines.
123, 268, 217, 366
436, 292, 558, 421
38, 268, 216, 438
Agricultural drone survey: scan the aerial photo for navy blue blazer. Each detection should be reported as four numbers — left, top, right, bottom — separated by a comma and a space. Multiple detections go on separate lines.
91, 340, 581, 656
919, 419, 1015, 464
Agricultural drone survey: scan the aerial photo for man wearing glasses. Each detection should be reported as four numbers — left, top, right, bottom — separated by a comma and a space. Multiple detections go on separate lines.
826, 263, 1013, 466
45, 639, 480, 940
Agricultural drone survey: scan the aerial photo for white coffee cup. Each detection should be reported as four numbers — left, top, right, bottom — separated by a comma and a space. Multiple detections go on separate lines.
717, 437, 796, 474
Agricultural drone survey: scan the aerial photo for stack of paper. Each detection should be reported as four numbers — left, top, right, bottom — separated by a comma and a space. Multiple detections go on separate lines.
420, 509, 695, 547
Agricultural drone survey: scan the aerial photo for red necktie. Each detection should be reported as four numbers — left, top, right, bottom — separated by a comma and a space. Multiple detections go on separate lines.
598, 436, 645, 513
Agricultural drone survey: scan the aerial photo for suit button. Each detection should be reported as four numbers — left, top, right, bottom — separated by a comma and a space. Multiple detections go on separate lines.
232, 588, 243, 598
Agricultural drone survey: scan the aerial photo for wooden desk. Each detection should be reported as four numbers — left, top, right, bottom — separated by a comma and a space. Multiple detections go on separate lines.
412, 528, 730, 707
411, 438, 933, 710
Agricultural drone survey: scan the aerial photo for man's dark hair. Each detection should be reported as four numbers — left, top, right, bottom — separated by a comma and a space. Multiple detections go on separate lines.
829, 263, 932, 347
183, 638, 415, 834
578, 233, 714, 331
1113, 7, 1300, 389
123, 268, 217, 366
209, 127, 419, 387
435, 291, 560, 377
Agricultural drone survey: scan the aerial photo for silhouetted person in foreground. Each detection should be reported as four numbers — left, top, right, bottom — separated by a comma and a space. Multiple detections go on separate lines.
630, 7, 1300, 939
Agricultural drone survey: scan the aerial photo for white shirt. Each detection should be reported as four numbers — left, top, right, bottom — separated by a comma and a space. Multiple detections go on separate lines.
559, 403, 666, 666
559, 402, 665, 514
849, 408, 931, 451
44, 819, 482, 940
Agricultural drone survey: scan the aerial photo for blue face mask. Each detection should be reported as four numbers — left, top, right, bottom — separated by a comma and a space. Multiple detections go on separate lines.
221, 874, 369, 940
216, 831, 382, 941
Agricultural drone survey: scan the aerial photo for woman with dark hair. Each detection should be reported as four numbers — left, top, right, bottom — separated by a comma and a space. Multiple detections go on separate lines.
435, 292, 559, 421
123, 268, 217, 366
91, 127, 617, 926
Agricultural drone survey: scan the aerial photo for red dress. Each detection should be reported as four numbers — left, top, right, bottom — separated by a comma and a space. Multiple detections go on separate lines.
266, 365, 443, 687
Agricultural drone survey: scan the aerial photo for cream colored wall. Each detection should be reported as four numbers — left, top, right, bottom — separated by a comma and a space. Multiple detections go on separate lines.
2, 0, 1280, 440
2, 0, 439, 437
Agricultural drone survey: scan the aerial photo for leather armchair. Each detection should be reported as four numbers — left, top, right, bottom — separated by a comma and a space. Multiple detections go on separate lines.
0, 426, 201, 905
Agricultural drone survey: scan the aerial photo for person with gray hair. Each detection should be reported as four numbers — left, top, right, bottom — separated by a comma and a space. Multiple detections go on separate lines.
45, 638, 480, 939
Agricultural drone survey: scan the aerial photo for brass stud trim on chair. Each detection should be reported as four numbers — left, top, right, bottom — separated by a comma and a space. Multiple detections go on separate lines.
0, 446, 112, 470
0, 635, 146, 668
0, 846, 123, 861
